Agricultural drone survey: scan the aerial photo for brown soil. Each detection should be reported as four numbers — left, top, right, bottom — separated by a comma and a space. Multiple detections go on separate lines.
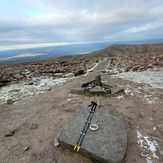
0, 58, 163, 163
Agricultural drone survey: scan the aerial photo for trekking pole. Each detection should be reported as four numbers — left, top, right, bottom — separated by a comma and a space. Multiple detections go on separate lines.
74, 101, 97, 152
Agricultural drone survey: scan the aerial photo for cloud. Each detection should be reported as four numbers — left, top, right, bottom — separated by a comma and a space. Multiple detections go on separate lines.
0, 0, 163, 45
125, 22, 163, 33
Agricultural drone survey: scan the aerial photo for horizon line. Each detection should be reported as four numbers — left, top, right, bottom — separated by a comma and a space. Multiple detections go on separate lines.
0, 40, 110, 52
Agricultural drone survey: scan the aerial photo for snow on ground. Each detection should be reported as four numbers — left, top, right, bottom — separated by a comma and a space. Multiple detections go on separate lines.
113, 69, 163, 89
108, 66, 126, 74
86, 62, 98, 73
0, 76, 71, 104
137, 127, 159, 163
116, 95, 125, 100
84, 58, 107, 76
112, 69, 163, 104
122, 84, 161, 104
82, 62, 99, 76
143, 94, 160, 105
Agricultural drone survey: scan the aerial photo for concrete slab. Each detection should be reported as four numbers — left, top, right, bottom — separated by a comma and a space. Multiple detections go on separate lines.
57, 110, 127, 163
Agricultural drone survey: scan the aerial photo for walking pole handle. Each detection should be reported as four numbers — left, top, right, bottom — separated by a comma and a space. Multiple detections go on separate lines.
88, 101, 97, 107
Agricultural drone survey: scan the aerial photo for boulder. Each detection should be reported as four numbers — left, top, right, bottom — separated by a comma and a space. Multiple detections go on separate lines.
4, 128, 17, 137
89, 86, 105, 94
111, 87, 124, 95
6, 99, 14, 105
57, 110, 127, 163
0, 80, 10, 87
74, 70, 85, 76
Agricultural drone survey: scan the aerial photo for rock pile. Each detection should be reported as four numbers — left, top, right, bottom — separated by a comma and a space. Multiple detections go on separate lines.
71, 75, 124, 96
0, 79, 11, 88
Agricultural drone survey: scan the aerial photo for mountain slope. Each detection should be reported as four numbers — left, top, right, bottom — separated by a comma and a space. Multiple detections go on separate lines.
90, 43, 163, 57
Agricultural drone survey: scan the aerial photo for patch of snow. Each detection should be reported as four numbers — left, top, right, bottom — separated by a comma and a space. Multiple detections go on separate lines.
124, 85, 134, 96
0, 76, 71, 104
153, 127, 156, 131
67, 98, 72, 102
116, 95, 124, 100
112, 69, 163, 89
83, 63, 99, 76
137, 127, 159, 163
107, 61, 126, 74
146, 159, 153, 163
108, 67, 120, 74
143, 95, 160, 104
102, 57, 107, 61
86, 62, 98, 72
84, 58, 108, 76
118, 84, 162, 104
64, 73, 74, 78
68, 93, 79, 100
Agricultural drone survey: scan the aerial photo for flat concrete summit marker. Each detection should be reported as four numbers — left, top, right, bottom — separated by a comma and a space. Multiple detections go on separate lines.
71, 75, 124, 96
57, 110, 127, 163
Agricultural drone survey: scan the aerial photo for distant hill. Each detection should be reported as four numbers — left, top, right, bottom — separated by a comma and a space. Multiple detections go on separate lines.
89, 43, 163, 57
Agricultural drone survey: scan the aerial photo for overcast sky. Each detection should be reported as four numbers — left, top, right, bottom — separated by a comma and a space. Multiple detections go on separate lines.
0, 0, 163, 45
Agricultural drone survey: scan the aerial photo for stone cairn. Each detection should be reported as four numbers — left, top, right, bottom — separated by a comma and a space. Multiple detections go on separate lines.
71, 75, 124, 96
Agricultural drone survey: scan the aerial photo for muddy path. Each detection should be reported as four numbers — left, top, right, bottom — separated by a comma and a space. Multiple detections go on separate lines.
0, 58, 163, 163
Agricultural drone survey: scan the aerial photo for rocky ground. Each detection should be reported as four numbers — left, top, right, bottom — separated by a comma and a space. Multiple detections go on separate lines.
0, 53, 163, 163
0, 55, 102, 87
0, 55, 102, 105
108, 52, 163, 73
